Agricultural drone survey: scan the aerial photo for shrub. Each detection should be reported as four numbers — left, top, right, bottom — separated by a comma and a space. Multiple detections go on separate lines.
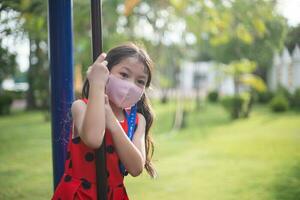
221, 95, 244, 119
4, 90, 25, 99
290, 88, 300, 110
277, 85, 292, 103
270, 94, 289, 112
207, 90, 219, 102
0, 93, 13, 115
256, 90, 274, 104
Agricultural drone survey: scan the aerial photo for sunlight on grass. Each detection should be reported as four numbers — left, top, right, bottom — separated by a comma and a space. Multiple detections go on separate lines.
0, 100, 300, 200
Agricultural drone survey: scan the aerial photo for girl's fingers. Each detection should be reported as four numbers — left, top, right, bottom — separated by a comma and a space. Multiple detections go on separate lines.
102, 60, 108, 66
86, 66, 91, 73
95, 52, 106, 63
104, 95, 109, 104
86, 59, 107, 75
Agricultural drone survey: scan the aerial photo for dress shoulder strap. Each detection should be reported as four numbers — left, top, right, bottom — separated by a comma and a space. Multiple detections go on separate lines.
135, 112, 139, 125
81, 98, 88, 104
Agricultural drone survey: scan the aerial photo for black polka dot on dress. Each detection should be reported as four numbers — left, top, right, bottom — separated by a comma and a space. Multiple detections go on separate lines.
64, 175, 72, 182
69, 160, 72, 168
85, 152, 94, 162
106, 145, 114, 153
72, 137, 81, 144
80, 178, 91, 190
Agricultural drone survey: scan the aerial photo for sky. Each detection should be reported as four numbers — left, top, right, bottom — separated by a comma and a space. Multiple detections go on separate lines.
2, 0, 300, 73
276, 0, 300, 27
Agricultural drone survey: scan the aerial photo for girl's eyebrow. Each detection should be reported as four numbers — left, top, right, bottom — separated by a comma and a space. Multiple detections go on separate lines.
123, 66, 148, 79
123, 66, 132, 72
138, 75, 148, 79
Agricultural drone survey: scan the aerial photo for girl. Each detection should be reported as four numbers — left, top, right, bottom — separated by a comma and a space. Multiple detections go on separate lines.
52, 42, 156, 200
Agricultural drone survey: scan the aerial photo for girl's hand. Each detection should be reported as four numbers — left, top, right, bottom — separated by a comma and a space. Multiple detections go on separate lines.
86, 53, 109, 89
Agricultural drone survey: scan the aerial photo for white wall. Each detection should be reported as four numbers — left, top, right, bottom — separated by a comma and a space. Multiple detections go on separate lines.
180, 61, 235, 96
292, 45, 300, 92
269, 45, 300, 93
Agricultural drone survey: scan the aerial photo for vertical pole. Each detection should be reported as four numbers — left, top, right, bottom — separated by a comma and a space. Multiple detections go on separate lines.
90, 1, 107, 200
91, 0, 103, 59
48, 0, 74, 190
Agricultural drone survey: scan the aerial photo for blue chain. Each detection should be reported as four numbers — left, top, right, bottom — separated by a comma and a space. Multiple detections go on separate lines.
119, 104, 137, 176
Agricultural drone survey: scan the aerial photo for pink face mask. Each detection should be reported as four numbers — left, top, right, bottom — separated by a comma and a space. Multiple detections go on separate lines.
105, 74, 144, 109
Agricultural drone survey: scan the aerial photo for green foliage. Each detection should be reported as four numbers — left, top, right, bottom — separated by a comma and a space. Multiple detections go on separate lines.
183, 0, 287, 69
221, 92, 254, 119
2, 90, 25, 100
225, 59, 257, 76
285, 25, 300, 52
0, 92, 13, 115
276, 85, 293, 103
240, 74, 267, 93
2, 0, 289, 111
290, 88, 300, 110
224, 59, 266, 93
256, 90, 274, 104
207, 90, 219, 102
221, 95, 244, 119
221, 59, 267, 119
0, 43, 17, 84
270, 94, 289, 112
1, 0, 49, 110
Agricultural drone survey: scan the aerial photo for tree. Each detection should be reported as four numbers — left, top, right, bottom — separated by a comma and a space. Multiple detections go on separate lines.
221, 59, 266, 118
167, 0, 285, 119
285, 25, 300, 52
0, 43, 17, 93
1, 0, 49, 110
0, 3, 19, 93
171, 0, 287, 75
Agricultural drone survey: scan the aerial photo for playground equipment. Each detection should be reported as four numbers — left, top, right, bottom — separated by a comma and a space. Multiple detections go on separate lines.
48, 0, 107, 199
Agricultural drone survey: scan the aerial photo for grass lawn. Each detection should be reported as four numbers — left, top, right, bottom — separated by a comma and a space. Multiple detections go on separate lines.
0, 100, 300, 200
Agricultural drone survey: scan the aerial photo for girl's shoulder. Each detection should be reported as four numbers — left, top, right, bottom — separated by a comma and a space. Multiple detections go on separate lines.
72, 98, 88, 107
71, 99, 87, 116
136, 112, 146, 125
79, 98, 88, 104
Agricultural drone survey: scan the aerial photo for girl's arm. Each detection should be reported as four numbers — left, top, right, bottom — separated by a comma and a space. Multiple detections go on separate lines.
106, 107, 146, 177
71, 53, 108, 149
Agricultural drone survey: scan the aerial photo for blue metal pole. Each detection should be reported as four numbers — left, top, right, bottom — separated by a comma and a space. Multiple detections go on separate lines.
48, 0, 74, 190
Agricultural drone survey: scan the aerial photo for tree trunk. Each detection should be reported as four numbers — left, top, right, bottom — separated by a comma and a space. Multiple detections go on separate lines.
244, 90, 254, 118
36, 39, 50, 110
234, 74, 239, 96
26, 37, 37, 110
232, 74, 241, 119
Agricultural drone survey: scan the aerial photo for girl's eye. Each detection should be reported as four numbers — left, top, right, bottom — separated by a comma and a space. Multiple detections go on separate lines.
120, 72, 128, 78
138, 80, 145, 85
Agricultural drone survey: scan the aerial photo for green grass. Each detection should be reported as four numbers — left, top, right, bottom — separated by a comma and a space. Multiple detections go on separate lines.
0, 111, 52, 199
1, 100, 300, 199
151, 98, 177, 135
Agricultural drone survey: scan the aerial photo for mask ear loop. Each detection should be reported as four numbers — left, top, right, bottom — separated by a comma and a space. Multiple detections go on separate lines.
119, 103, 138, 176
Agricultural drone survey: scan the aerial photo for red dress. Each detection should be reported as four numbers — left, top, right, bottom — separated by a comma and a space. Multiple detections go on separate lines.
52, 98, 139, 200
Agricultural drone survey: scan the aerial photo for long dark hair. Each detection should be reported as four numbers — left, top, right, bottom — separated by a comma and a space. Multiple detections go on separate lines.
81, 42, 157, 178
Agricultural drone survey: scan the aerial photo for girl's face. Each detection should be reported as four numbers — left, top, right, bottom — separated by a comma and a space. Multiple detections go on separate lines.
110, 57, 149, 89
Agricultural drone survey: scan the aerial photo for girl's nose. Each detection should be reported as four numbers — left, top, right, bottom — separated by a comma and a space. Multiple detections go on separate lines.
128, 78, 135, 85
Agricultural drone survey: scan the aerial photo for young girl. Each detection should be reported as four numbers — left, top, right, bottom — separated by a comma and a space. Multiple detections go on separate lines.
52, 42, 156, 200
